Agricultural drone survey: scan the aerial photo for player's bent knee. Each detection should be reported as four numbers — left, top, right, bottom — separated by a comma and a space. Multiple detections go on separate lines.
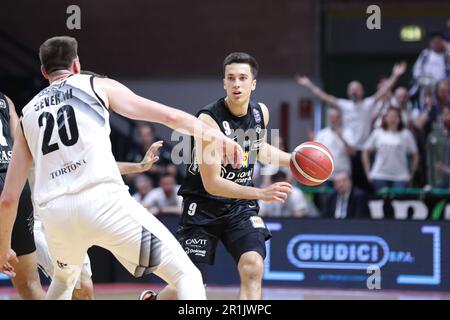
238, 254, 264, 281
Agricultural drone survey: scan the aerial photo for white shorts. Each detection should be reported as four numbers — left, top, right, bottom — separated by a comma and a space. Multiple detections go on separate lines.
34, 182, 195, 287
34, 219, 92, 289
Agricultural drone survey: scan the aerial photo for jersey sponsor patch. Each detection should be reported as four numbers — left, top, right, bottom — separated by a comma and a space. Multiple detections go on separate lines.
252, 108, 261, 123
250, 216, 265, 229
242, 151, 250, 167
0, 99, 6, 109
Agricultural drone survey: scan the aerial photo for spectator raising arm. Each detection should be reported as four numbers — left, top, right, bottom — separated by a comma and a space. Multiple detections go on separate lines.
295, 75, 339, 108
372, 61, 407, 103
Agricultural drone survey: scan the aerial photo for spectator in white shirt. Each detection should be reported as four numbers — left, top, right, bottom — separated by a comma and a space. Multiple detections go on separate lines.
259, 171, 310, 218
132, 174, 154, 204
143, 173, 183, 215
362, 107, 419, 191
412, 31, 449, 97
314, 108, 354, 180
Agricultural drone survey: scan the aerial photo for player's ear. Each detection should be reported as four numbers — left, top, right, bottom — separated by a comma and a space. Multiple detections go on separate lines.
72, 57, 81, 74
251, 79, 257, 91
40, 66, 49, 80
223, 78, 227, 91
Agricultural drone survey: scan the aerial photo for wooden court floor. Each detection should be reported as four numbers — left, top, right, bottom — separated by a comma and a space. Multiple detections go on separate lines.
1, 284, 450, 300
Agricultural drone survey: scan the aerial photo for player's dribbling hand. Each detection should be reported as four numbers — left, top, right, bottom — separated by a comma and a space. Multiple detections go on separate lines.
0, 249, 18, 278
140, 140, 163, 171
222, 138, 244, 169
259, 182, 293, 203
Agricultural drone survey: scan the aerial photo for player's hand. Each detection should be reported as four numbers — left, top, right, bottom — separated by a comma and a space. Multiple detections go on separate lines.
0, 249, 18, 278
392, 61, 407, 77
259, 182, 293, 203
139, 141, 162, 172
295, 75, 312, 87
222, 138, 244, 169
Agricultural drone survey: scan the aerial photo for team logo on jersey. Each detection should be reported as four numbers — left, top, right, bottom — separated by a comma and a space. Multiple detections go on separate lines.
242, 151, 250, 168
250, 216, 265, 229
0, 99, 6, 109
255, 125, 262, 134
252, 108, 261, 123
188, 148, 199, 175
251, 138, 264, 151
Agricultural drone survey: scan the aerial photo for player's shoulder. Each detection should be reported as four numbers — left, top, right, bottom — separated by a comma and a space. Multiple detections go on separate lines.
254, 101, 269, 125
196, 98, 224, 123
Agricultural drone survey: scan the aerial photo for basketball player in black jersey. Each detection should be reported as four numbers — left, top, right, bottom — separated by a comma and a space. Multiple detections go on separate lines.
0, 92, 45, 299
143, 53, 293, 300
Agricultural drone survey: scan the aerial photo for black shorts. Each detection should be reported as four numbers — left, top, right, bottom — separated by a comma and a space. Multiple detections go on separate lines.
176, 197, 272, 282
0, 173, 36, 256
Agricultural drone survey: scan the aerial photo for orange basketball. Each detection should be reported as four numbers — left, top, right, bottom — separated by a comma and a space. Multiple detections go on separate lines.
289, 141, 334, 186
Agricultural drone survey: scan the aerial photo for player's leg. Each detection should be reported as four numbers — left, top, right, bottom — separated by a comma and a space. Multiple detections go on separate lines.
10, 252, 45, 300
72, 267, 94, 300
9, 184, 45, 300
92, 186, 206, 299
143, 200, 222, 301
151, 263, 209, 300
43, 233, 86, 300
36, 198, 88, 300
223, 211, 271, 300
237, 250, 265, 299
34, 219, 94, 300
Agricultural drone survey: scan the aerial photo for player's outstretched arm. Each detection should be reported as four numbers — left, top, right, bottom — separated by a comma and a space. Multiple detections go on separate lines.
196, 113, 292, 203
116, 140, 163, 175
0, 124, 33, 275
295, 75, 338, 108
95, 78, 244, 168
256, 103, 291, 167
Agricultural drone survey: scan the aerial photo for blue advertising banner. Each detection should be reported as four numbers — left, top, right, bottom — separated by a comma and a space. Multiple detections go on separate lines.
262, 219, 450, 291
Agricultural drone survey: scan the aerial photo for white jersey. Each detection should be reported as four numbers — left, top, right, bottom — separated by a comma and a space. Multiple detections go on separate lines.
21, 74, 124, 206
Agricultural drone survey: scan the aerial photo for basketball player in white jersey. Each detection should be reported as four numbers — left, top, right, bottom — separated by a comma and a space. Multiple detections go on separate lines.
0, 36, 244, 300
33, 140, 164, 300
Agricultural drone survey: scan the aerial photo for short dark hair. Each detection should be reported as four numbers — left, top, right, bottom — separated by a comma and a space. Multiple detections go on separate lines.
39, 36, 78, 74
223, 52, 259, 79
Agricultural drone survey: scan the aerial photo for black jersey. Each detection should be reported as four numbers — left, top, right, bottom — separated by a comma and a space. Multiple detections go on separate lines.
178, 97, 266, 205
0, 92, 13, 173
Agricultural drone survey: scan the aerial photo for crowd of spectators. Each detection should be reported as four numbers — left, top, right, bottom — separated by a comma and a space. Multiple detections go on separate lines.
292, 26, 450, 219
